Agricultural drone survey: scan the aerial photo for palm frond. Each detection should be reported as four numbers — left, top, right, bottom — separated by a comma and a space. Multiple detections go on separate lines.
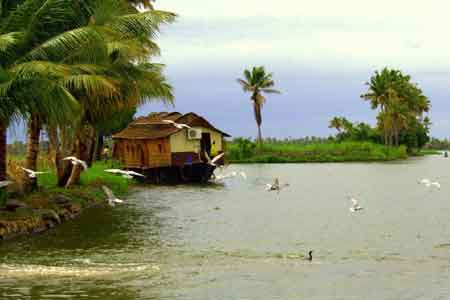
261, 88, 281, 94
61, 74, 121, 99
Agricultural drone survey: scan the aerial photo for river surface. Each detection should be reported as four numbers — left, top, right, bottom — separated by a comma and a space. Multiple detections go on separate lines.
0, 156, 450, 299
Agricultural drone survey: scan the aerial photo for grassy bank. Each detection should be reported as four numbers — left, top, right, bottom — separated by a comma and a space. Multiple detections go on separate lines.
0, 161, 130, 240
227, 140, 408, 163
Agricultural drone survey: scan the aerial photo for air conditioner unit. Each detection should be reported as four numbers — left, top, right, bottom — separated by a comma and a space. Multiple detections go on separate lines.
187, 128, 202, 140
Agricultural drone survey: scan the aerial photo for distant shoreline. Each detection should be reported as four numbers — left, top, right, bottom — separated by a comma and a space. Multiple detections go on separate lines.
226, 141, 441, 164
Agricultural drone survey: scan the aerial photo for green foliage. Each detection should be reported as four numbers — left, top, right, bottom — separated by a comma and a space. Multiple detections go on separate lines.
361, 68, 430, 147
227, 137, 256, 160
227, 138, 407, 163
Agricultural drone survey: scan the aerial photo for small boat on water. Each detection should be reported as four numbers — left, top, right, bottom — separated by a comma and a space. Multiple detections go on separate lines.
112, 112, 230, 183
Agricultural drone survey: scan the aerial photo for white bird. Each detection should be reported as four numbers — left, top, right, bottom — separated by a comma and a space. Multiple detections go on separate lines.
62, 156, 88, 170
349, 196, 363, 212
214, 171, 237, 181
104, 169, 145, 178
0, 181, 12, 188
418, 178, 441, 189
162, 119, 191, 129
21, 167, 48, 178
102, 186, 124, 207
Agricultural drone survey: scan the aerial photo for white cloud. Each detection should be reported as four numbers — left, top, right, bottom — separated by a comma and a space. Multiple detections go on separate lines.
153, 1, 450, 71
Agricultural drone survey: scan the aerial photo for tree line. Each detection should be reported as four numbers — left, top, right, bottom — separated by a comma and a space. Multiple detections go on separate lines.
0, 0, 175, 190
330, 68, 431, 152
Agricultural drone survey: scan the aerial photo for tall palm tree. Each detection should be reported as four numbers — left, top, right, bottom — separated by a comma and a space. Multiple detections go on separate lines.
1, 0, 175, 188
237, 66, 280, 146
328, 117, 344, 133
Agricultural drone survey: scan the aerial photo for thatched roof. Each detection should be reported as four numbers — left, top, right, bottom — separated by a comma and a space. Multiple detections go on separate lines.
112, 112, 231, 140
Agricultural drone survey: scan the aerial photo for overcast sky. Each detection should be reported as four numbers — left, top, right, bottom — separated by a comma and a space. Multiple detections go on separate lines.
136, 0, 450, 139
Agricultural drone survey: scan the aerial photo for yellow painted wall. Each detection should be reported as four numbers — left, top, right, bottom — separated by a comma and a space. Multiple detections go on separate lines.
169, 127, 224, 153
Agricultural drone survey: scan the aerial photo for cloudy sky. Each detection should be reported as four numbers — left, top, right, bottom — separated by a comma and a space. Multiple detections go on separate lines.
139, 0, 450, 139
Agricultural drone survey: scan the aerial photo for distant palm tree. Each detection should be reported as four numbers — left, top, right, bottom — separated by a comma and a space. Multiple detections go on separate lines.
329, 117, 344, 133
237, 66, 280, 146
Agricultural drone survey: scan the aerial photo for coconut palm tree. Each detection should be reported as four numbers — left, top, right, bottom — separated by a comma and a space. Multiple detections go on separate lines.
0, 0, 175, 188
329, 117, 344, 133
237, 66, 280, 146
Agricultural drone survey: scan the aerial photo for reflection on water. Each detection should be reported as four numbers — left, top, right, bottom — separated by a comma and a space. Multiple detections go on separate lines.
0, 156, 450, 299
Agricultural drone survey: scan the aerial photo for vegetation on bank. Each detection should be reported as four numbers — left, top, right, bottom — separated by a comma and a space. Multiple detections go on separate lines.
227, 138, 408, 163
0, 161, 129, 239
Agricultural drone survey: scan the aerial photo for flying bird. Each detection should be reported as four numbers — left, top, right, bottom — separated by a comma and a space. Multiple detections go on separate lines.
62, 156, 88, 170
162, 119, 191, 129
21, 167, 48, 178
104, 169, 145, 179
349, 196, 363, 212
102, 186, 124, 207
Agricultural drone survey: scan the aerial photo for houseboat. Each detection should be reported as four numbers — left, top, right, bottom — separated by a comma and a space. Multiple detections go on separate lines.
112, 112, 230, 183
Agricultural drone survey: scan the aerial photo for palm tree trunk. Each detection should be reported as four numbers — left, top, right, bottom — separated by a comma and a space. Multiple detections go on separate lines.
0, 121, 7, 181
65, 132, 82, 188
65, 125, 95, 187
24, 114, 41, 191
257, 125, 262, 147
48, 126, 64, 185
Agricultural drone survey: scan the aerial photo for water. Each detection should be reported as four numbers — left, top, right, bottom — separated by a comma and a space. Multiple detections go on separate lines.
1, 156, 450, 299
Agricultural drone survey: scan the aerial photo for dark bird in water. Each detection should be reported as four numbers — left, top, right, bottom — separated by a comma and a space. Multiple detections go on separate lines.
307, 250, 313, 261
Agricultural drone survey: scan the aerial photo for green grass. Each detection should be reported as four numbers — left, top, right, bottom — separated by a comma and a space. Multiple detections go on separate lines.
227, 141, 408, 163
33, 161, 130, 207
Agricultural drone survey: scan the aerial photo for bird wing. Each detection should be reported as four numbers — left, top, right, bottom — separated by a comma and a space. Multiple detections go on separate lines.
113, 199, 124, 203
21, 167, 33, 174
62, 156, 77, 161
162, 120, 175, 124
79, 160, 88, 170
102, 186, 115, 199
211, 153, 225, 165
104, 169, 123, 174
239, 172, 247, 179
128, 171, 145, 177
34, 171, 48, 175
180, 124, 192, 129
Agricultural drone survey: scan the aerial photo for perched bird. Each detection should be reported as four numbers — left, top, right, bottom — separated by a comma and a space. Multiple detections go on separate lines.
239, 171, 247, 180
0, 181, 12, 188
21, 167, 48, 178
306, 250, 313, 262
162, 119, 191, 129
349, 196, 363, 212
104, 169, 145, 179
62, 156, 88, 170
102, 186, 124, 207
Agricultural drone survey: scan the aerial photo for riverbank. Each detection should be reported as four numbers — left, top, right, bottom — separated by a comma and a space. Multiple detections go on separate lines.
0, 162, 129, 240
227, 141, 409, 163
